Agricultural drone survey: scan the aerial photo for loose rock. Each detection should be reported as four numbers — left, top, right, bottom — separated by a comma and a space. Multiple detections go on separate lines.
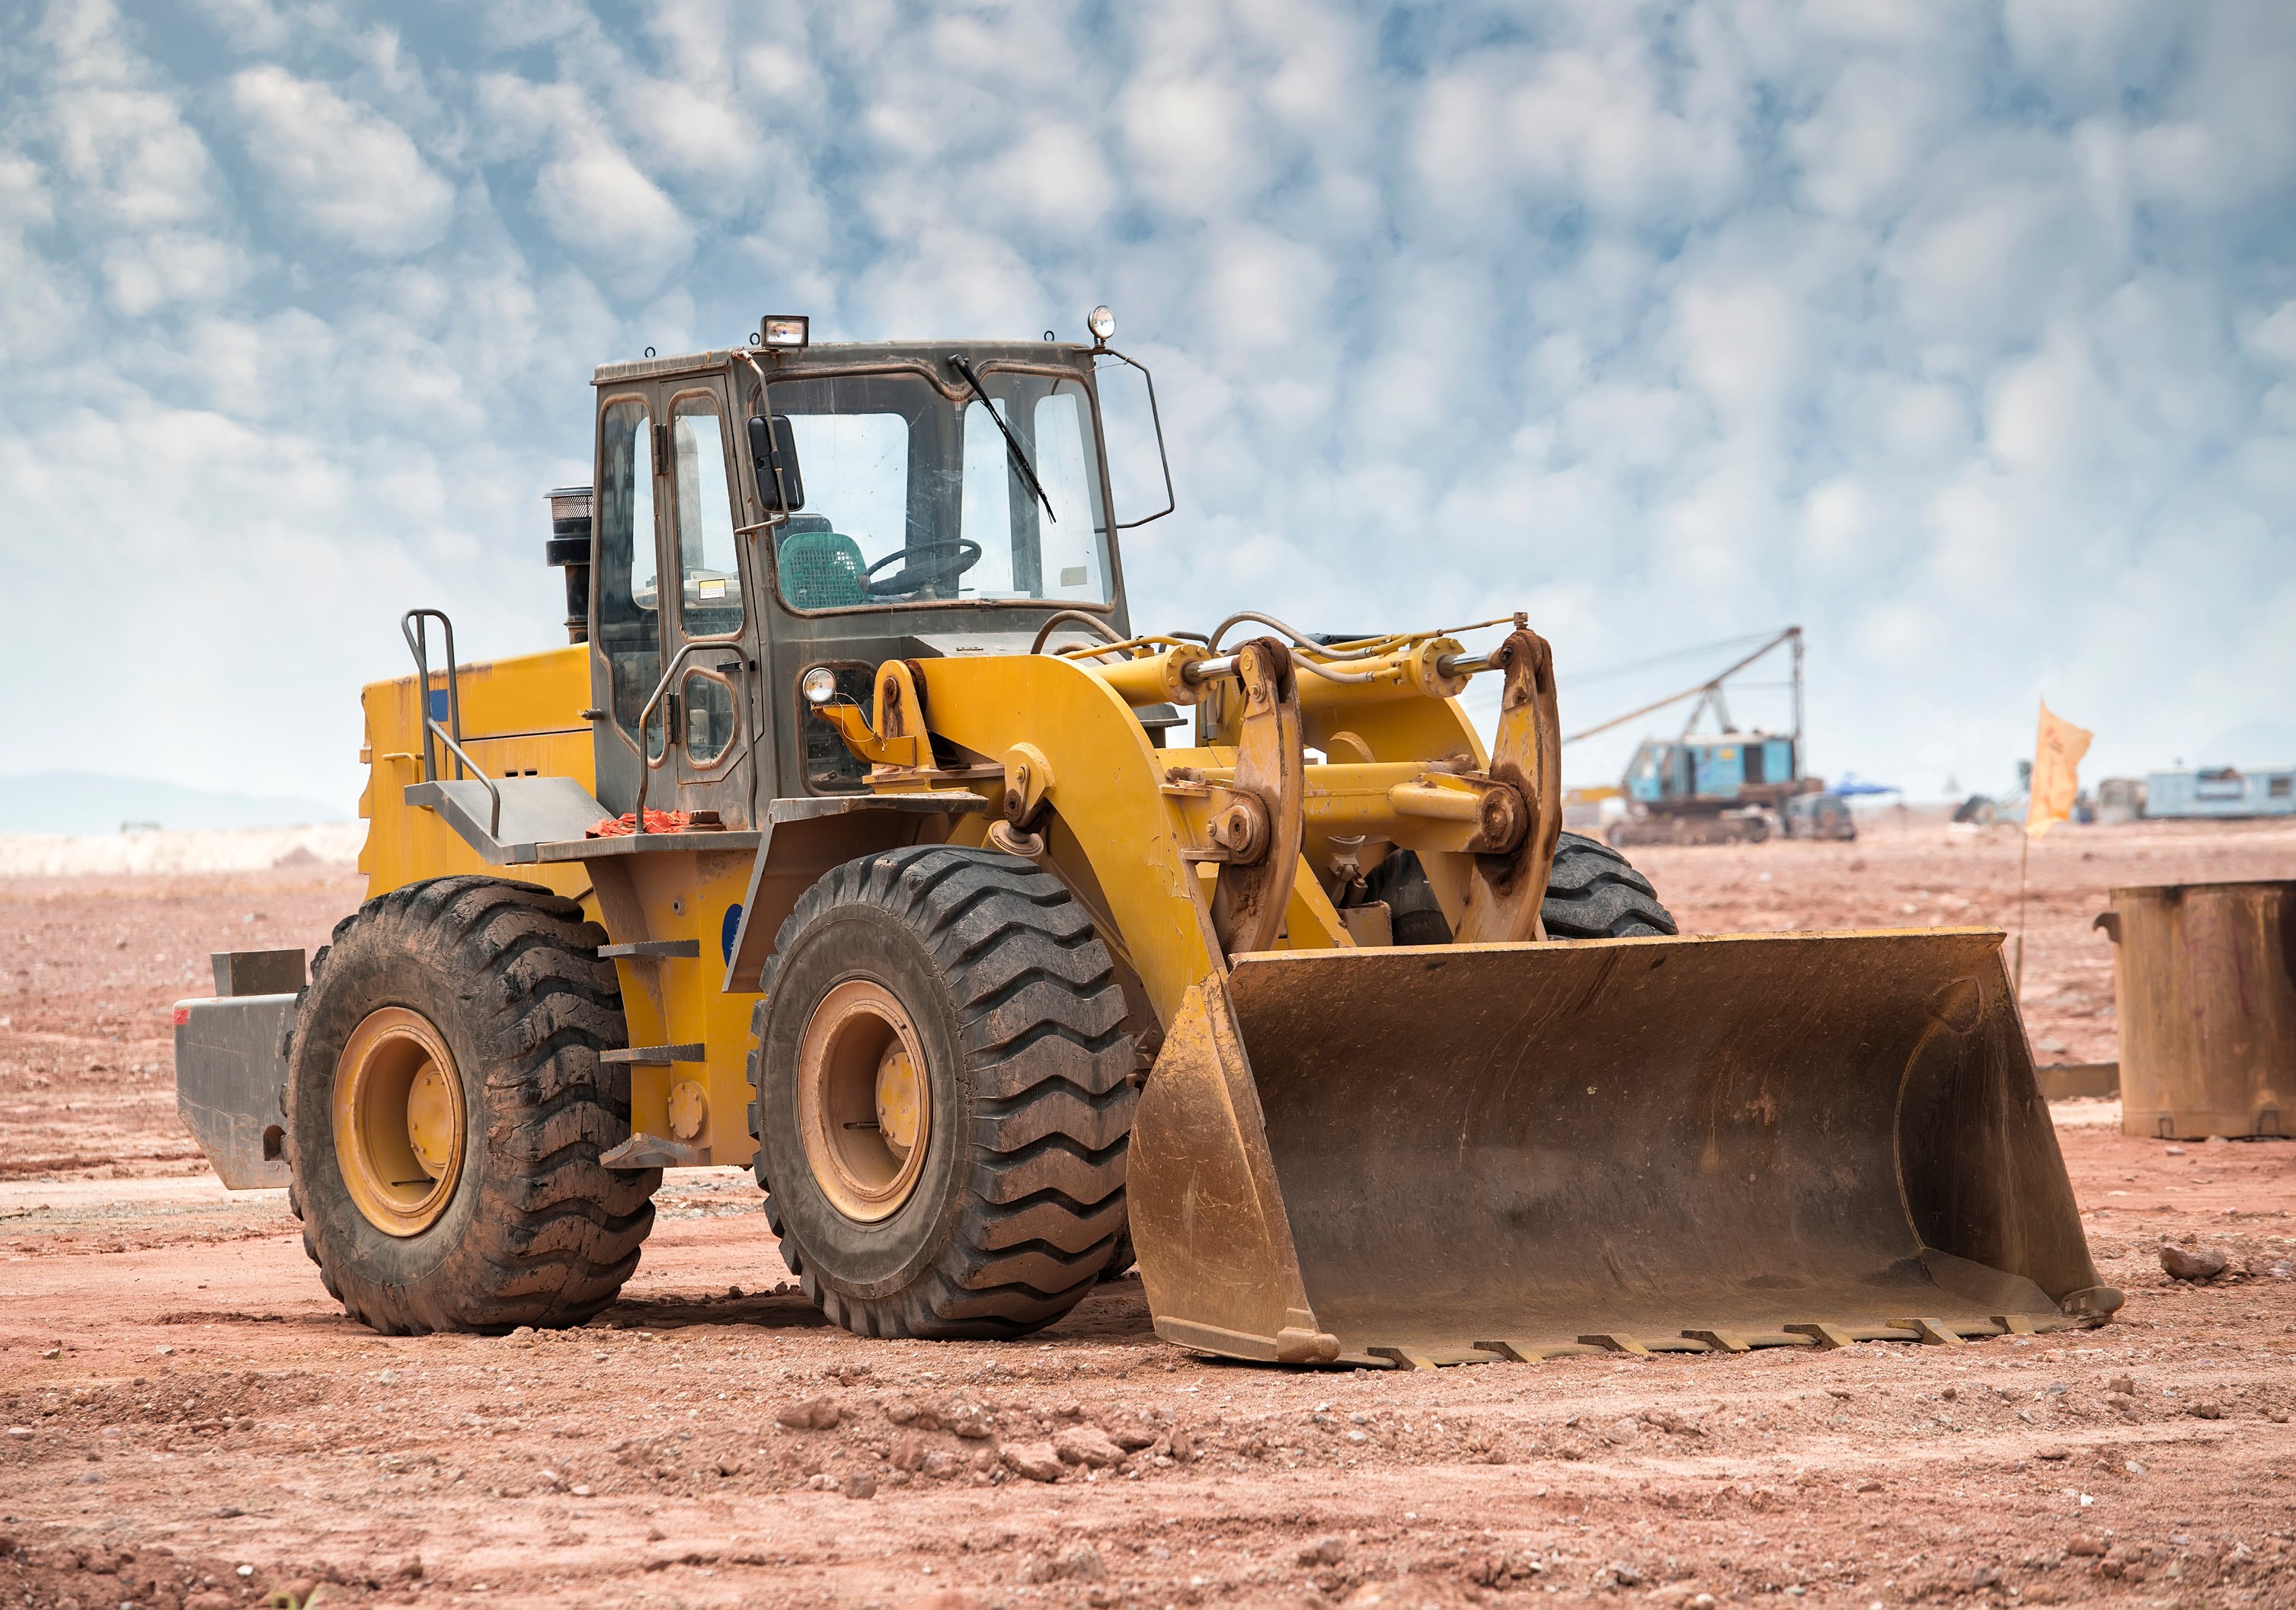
1299, 1537, 1347, 1567
946, 1403, 993, 1439
1054, 1423, 1124, 1468
1001, 1440, 1064, 1482
1102, 1419, 1158, 1452
2160, 1244, 2227, 1281
1054, 1543, 1105, 1580
776, 1397, 840, 1431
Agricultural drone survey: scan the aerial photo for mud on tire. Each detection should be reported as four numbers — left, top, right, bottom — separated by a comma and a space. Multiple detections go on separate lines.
749, 845, 1135, 1339
1539, 831, 1678, 939
284, 876, 657, 1333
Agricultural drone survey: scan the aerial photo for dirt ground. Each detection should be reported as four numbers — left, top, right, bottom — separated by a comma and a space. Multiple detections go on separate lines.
2, 820, 2292, 1610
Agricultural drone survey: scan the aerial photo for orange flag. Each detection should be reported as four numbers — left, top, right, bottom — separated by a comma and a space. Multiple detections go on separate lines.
2026, 701, 2093, 839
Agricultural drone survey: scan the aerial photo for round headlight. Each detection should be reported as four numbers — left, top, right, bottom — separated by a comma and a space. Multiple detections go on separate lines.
1088, 304, 1115, 341
801, 667, 839, 706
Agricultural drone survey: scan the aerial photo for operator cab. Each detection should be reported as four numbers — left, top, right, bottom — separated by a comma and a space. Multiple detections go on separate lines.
564, 315, 1172, 828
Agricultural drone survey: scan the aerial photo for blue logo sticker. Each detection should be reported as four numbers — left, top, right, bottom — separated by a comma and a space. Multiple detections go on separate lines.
721, 903, 743, 963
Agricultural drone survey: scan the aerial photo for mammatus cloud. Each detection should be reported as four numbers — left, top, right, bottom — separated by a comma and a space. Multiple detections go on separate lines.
0, 0, 2290, 811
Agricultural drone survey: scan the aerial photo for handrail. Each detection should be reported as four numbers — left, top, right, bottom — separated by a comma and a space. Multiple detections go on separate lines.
425, 721, 503, 838
401, 609, 465, 783
625, 639, 749, 833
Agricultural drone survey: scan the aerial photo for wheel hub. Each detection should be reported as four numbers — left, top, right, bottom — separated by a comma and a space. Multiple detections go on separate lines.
333, 1007, 466, 1237
797, 979, 931, 1221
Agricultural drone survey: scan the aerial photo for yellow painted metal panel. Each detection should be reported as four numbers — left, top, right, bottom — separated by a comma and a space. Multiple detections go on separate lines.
357, 645, 595, 904
594, 850, 760, 1166
909, 653, 1221, 1026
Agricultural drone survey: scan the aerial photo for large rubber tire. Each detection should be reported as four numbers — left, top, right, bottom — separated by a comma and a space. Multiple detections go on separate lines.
748, 845, 1135, 1338
284, 876, 658, 1334
1540, 831, 1678, 939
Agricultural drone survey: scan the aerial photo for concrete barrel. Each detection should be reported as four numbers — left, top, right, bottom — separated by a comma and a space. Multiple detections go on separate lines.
2096, 879, 2295, 1139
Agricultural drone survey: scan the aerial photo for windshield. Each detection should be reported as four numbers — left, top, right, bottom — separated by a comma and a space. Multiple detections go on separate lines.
758, 367, 1113, 612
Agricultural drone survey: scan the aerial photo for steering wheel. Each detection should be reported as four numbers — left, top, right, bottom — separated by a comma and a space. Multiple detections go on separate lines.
864, 538, 983, 597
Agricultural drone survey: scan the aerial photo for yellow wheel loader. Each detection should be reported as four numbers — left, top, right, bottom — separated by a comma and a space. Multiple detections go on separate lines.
173, 313, 2119, 1365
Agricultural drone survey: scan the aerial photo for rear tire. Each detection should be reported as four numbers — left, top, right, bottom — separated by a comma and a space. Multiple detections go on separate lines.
284, 876, 657, 1334
749, 846, 1135, 1338
1540, 831, 1678, 939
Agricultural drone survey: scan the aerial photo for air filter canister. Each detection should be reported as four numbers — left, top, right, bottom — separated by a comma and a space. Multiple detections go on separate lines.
547, 485, 593, 644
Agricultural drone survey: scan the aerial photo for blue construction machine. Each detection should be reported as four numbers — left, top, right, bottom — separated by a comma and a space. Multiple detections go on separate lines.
1569, 627, 1837, 845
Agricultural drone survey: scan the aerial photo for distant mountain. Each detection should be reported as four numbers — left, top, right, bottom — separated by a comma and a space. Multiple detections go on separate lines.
0, 771, 349, 834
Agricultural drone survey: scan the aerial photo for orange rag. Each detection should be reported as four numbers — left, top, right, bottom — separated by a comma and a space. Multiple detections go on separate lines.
585, 809, 691, 838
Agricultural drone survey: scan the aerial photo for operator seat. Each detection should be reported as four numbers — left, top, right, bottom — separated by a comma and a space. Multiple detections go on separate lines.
775, 516, 867, 609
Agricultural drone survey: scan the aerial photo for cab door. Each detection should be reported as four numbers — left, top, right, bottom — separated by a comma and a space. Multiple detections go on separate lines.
660, 380, 759, 828
590, 384, 669, 817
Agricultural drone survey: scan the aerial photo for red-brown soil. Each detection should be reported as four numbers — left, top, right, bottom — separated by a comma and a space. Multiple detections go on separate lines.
2, 821, 2291, 1609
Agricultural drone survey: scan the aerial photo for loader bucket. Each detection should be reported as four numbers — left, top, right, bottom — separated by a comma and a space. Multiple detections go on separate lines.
1127, 931, 2115, 1368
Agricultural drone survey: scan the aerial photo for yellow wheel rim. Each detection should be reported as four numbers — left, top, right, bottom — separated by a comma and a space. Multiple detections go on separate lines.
796, 979, 931, 1222
333, 1007, 466, 1237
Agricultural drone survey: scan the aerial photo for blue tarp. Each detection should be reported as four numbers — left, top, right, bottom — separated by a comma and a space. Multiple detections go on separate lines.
1828, 771, 1899, 797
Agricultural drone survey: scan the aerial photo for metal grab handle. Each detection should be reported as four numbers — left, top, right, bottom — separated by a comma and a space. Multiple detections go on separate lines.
625, 639, 749, 833
427, 722, 502, 838
401, 609, 464, 784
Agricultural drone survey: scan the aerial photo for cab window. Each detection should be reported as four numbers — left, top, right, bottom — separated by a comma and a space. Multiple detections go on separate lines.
595, 396, 659, 737
670, 392, 742, 638
762, 368, 1113, 613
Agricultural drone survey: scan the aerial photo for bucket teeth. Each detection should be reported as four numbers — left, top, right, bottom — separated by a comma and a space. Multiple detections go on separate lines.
1473, 1339, 1607, 1363
1579, 1333, 1714, 1355
1367, 1346, 1505, 1371
1377, 1315, 2076, 1369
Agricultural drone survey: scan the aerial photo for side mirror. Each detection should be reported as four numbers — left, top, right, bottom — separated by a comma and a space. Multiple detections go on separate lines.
1092, 350, 1174, 530
747, 414, 805, 512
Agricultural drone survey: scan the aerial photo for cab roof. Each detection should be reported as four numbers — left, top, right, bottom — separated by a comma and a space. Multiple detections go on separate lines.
593, 338, 1094, 387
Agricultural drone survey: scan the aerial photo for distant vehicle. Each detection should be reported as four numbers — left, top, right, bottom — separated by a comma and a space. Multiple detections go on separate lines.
2143, 765, 2296, 820
1610, 729, 1815, 844
1783, 791, 1857, 840
2096, 776, 2146, 824
1569, 627, 1826, 847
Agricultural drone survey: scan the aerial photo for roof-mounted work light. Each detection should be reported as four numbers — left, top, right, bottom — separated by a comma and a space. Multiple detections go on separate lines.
758, 315, 810, 350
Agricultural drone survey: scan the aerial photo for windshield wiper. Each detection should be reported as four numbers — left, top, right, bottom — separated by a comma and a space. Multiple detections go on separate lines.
948, 354, 1056, 524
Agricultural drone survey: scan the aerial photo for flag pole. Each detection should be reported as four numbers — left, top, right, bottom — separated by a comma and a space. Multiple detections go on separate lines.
2019, 698, 2090, 1008
2014, 827, 2030, 1000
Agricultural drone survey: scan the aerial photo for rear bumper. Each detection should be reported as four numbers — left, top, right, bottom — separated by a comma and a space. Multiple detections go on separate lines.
173, 994, 298, 1189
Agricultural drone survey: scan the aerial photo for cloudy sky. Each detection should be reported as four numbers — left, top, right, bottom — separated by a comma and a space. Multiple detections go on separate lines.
2, 0, 2291, 815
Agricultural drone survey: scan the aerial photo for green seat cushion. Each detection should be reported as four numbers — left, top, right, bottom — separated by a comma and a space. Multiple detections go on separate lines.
779, 529, 867, 610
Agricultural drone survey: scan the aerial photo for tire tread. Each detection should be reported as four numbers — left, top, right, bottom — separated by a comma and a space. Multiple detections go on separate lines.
1539, 832, 1678, 939
284, 875, 656, 1333
750, 845, 1134, 1340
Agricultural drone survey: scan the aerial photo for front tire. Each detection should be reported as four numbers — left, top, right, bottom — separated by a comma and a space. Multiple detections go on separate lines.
750, 846, 1135, 1338
1540, 831, 1678, 938
285, 877, 657, 1333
